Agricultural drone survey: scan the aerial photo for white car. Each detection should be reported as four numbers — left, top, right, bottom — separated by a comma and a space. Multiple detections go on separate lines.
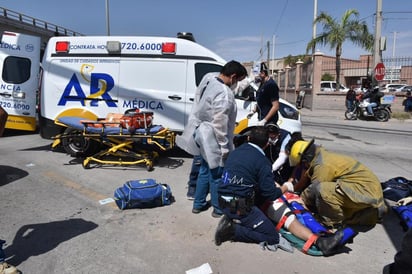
320, 81, 349, 92
380, 84, 407, 93
398, 85, 412, 93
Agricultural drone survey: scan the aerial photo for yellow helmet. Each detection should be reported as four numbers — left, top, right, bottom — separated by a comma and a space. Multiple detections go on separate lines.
289, 140, 313, 166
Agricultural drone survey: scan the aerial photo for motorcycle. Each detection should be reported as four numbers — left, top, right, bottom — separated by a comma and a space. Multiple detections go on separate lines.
345, 98, 392, 122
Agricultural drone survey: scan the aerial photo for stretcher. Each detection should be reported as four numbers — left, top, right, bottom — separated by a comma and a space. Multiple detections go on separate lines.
51, 114, 176, 171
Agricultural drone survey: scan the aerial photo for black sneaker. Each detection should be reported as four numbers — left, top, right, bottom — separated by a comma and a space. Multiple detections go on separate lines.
211, 210, 223, 218
214, 215, 235, 246
192, 203, 210, 214
315, 230, 345, 256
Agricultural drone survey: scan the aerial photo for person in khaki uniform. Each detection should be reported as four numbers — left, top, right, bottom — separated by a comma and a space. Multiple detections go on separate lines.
288, 139, 387, 228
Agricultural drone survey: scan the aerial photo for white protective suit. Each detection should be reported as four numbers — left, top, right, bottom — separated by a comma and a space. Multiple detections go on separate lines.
176, 73, 237, 169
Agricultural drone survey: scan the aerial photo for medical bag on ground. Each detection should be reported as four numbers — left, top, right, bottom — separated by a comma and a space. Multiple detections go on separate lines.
114, 179, 173, 210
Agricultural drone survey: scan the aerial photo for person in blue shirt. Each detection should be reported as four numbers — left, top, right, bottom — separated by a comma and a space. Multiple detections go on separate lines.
214, 126, 349, 255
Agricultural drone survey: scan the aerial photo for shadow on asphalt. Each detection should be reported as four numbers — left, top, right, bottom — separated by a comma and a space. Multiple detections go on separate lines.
0, 165, 29, 187
4, 219, 98, 267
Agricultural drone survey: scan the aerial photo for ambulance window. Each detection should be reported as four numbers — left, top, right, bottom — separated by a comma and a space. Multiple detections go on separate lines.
2, 56, 31, 84
195, 63, 222, 86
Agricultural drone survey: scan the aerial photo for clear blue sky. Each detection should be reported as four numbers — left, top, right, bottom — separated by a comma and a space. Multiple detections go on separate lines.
1, 0, 412, 62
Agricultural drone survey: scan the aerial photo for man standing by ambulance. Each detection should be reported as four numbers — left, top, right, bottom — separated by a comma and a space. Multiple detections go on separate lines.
176, 61, 247, 218
255, 63, 280, 126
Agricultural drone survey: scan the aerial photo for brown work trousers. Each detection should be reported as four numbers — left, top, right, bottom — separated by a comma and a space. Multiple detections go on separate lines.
301, 181, 386, 227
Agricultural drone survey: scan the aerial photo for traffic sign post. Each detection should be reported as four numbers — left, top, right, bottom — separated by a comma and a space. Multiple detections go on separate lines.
374, 62, 386, 81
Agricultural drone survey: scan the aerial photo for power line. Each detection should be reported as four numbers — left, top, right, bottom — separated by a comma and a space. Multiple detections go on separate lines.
273, 0, 289, 34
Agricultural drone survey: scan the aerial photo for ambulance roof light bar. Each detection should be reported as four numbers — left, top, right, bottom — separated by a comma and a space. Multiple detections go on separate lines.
162, 42, 176, 55
55, 41, 70, 53
106, 41, 121, 54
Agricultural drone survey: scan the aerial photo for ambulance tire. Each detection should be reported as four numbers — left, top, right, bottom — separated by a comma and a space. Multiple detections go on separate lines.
62, 128, 100, 157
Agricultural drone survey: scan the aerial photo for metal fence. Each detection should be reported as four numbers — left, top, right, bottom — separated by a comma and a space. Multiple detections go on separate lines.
0, 6, 82, 36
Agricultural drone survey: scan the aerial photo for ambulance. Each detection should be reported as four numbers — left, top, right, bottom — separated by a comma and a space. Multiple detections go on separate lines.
0, 31, 41, 131
39, 33, 301, 155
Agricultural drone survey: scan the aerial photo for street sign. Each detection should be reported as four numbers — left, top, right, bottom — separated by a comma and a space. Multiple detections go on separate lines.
374, 62, 386, 81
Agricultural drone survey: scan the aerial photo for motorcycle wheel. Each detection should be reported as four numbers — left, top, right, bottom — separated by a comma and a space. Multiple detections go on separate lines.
345, 110, 357, 120
374, 109, 390, 122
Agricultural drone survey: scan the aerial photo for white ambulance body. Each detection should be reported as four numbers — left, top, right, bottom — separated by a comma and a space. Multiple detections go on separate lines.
39, 34, 301, 150
0, 31, 40, 131
39, 35, 230, 139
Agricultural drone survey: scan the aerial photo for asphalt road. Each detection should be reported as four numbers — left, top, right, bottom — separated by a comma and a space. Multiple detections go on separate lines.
0, 109, 411, 274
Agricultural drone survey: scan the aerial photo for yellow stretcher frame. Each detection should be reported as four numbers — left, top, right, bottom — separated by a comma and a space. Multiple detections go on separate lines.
52, 117, 176, 171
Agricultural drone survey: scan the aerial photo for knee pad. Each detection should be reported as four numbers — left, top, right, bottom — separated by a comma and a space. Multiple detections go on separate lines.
271, 201, 296, 230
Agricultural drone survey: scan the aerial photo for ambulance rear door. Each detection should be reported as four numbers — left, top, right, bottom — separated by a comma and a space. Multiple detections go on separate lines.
0, 31, 40, 131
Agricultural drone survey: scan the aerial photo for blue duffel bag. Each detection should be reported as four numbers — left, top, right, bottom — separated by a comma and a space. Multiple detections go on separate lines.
114, 179, 173, 210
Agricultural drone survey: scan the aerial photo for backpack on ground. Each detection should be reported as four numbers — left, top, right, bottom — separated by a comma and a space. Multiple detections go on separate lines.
114, 179, 173, 210
381, 177, 412, 202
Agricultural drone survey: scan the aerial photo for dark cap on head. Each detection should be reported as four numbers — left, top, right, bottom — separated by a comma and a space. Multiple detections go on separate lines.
265, 123, 279, 134
260, 62, 268, 75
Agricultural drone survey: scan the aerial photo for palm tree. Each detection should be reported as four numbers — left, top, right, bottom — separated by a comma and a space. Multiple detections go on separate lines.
306, 9, 374, 89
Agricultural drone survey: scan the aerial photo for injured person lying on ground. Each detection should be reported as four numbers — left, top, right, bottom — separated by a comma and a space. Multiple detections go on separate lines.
214, 126, 356, 256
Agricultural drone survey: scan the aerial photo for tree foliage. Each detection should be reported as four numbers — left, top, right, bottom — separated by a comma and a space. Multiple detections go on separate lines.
306, 9, 374, 87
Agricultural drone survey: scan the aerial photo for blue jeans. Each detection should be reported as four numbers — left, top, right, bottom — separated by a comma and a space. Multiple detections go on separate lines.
193, 156, 223, 214
222, 206, 279, 245
367, 102, 377, 115
188, 155, 201, 188
346, 100, 355, 111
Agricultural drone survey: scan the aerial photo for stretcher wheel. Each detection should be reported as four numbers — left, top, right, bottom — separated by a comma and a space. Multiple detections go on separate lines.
146, 163, 154, 171
82, 159, 91, 169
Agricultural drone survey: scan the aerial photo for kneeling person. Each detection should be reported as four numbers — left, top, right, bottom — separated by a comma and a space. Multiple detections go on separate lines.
215, 127, 350, 255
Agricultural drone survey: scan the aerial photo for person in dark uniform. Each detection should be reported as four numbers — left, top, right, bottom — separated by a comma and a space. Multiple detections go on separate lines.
255, 63, 280, 126
214, 126, 350, 255
263, 123, 294, 183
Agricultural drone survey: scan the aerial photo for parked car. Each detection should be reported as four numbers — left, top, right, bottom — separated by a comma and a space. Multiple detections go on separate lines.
398, 85, 412, 93
380, 83, 407, 92
320, 81, 349, 92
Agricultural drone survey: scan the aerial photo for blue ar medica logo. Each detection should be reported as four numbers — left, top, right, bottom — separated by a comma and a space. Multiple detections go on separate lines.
58, 64, 117, 107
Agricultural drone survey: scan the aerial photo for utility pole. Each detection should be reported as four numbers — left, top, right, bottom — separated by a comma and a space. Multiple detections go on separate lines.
372, 0, 383, 85
272, 35, 276, 72
390, 31, 398, 83
267, 40, 270, 75
312, 0, 317, 55
105, 0, 111, 36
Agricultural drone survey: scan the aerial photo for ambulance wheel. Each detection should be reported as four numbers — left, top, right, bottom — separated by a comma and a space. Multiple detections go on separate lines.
62, 128, 100, 157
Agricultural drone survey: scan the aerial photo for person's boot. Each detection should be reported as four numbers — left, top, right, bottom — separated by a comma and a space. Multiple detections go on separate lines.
214, 215, 235, 246
0, 262, 18, 274
315, 230, 345, 256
